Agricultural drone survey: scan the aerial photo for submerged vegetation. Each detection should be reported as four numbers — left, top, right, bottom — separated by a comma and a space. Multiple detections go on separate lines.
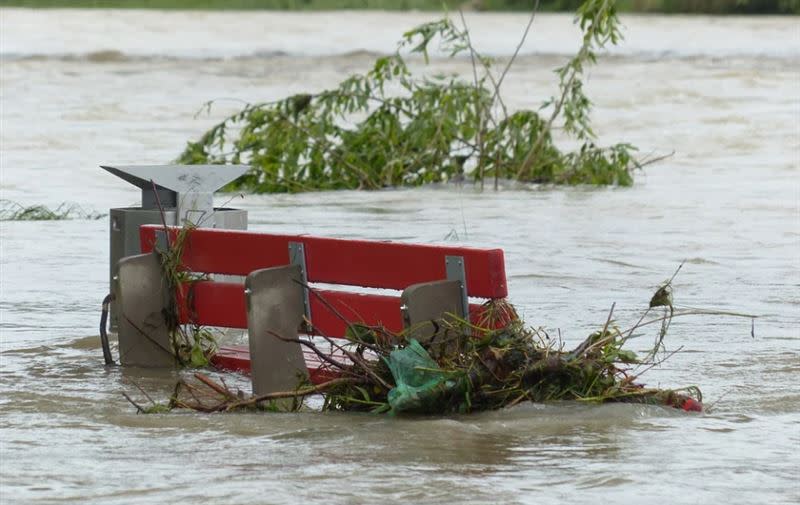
0, 200, 105, 221
178, 1, 647, 192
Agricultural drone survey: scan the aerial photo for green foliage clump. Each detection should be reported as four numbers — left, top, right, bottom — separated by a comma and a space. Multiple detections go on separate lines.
179, 1, 640, 192
0, 200, 105, 221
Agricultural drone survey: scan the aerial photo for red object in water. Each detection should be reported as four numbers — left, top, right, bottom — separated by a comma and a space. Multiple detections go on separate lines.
681, 398, 703, 412
176, 281, 504, 336
140, 225, 508, 298
211, 346, 251, 374
141, 225, 513, 382
212, 345, 338, 384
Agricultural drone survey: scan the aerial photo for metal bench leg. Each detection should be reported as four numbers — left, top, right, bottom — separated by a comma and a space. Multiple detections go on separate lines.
116, 252, 175, 367
401, 279, 466, 356
401, 255, 470, 356
245, 265, 309, 397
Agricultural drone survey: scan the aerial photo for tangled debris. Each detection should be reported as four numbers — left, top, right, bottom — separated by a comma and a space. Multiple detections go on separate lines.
122, 268, 750, 416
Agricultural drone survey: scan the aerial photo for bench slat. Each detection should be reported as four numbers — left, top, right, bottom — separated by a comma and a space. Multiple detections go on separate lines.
213, 345, 339, 383
177, 282, 404, 334
177, 281, 499, 336
140, 225, 508, 299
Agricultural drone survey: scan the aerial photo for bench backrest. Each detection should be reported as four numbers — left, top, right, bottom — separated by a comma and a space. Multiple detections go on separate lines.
139, 225, 508, 337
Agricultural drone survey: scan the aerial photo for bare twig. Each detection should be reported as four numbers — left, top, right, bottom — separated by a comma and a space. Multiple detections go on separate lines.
194, 373, 236, 400
494, 0, 540, 98
150, 179, 171, 252
624, 308, 757, 336
636, 150, 675, 169
601, 302, 616, 337
267, 330, 353, 371
119, 315, 175, 359
457, 10, 487, 189
301, 283, 385, 350
181, 380, 207, 405
632, 345, 684, 379
323, 334, 393, 390
121, 392, 145, 413
452, 13, 508, 123
516, 0, 608, 179
129, 380, 157, 406
568, 303, 615, 359
224, 377, 365, 411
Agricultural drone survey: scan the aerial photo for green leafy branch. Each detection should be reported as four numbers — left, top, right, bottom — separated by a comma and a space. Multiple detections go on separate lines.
179, 0, 642, 192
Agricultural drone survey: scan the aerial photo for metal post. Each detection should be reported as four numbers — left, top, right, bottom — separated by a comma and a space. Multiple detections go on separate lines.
445, 255, 470, 324
245, 265, 309, 398
288, 241, 311, 322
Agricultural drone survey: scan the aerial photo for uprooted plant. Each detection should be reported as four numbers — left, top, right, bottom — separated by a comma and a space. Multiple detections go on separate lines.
156, 224, 222, 368
124, 266, 754, 416
179, 0, 662, 193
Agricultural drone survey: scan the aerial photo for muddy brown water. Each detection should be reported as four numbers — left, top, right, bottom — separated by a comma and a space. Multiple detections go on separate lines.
1, 9, 798, 505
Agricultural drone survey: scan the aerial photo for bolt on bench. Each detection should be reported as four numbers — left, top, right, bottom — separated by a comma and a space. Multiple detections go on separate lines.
115, 224, 511, 396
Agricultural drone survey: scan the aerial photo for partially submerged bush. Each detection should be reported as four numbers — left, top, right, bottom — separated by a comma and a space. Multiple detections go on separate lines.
179, 0, 641, 192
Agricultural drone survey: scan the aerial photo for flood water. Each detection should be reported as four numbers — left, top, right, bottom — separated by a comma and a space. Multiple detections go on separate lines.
1, 8, 799, 505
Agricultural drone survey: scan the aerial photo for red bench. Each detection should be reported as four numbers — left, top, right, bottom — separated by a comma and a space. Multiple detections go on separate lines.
116, 224, 510, 395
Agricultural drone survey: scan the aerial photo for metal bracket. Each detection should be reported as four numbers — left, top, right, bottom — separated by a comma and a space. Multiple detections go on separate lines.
154, 229, 169, 252
245, 265, 309, 398
445, 255, 469, 325
288, 242, 311, 321
401, 280, 464, 346
116, 252, 175, 367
